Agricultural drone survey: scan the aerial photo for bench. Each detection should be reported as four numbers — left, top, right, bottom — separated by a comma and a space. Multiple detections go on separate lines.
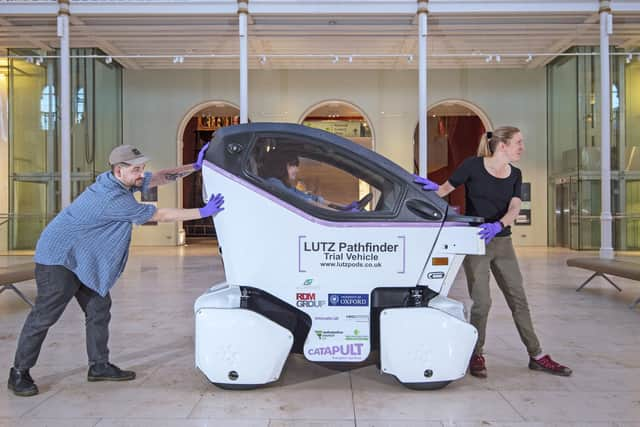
0, 262, 35, 307
567, 257, 640, 309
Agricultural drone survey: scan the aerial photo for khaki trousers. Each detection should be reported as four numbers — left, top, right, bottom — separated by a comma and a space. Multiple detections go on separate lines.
462, 236, 541, 357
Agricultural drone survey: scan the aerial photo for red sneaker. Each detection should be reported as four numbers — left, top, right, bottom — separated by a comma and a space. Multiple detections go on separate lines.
469, 353, 487, 378
528, 355, 572, 376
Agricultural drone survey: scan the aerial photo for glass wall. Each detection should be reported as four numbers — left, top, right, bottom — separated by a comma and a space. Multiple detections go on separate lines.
6, 48, 122, 249
622, 56, 640, 249
548, 47, 639, 250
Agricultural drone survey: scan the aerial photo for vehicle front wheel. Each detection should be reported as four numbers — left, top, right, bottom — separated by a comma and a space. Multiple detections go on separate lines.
399, 379, 451, 390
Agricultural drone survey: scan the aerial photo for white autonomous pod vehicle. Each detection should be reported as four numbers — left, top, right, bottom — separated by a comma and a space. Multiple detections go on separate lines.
194, 123, 485, 390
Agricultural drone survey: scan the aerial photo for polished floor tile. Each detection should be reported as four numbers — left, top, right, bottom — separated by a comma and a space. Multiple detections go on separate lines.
268, 421, 355, 427
96, 419, 269, 427
1, 245, 639, 425
0, 419, 99, 427
501, 390, 640, 422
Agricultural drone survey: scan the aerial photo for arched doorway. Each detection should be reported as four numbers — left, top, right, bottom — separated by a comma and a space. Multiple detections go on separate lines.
177, 101, 240, 243
414, 100, 492, 214
298, 100, 375, 208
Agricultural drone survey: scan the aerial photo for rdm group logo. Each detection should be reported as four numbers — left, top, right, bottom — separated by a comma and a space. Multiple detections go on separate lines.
296, 292, 325, 308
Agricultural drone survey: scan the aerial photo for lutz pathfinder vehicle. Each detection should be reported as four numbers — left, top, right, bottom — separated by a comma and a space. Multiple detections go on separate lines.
194, 123, 484, 390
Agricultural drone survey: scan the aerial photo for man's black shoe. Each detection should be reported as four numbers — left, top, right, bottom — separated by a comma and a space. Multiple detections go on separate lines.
8, 367, 39, 397
87, 362, 136, 382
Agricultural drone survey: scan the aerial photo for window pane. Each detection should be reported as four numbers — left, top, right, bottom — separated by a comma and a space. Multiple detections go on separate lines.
11, 181, 47, 249
249, 136, 394, 213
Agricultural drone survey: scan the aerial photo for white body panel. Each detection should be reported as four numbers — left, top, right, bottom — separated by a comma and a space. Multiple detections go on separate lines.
194, 282, 241, 311
380, 306, 477, 384
195, 307, 293, 385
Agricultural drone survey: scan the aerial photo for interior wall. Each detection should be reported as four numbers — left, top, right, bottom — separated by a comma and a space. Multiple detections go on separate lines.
123, 68, 547, 246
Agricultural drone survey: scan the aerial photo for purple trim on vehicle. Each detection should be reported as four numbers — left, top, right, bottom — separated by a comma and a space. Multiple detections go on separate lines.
203, 160, 468, 228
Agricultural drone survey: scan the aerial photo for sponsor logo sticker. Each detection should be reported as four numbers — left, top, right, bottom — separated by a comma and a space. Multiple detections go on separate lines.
306, 343, 364, 357
328, 293, 369, 307
314, 316, 339, 321
345, 328, 369, 341
296, 292, 325, 308
314, 330, 344, 340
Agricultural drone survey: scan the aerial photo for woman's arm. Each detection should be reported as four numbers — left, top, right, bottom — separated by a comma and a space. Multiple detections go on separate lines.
500, 197, 522, 227
148, 164, 197, 188
436, 181, 456, 198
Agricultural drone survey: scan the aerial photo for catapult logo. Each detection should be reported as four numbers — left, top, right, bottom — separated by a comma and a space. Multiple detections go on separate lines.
328, 293, 369, 307
306, 343, 364, 357
296, 292, 326, 308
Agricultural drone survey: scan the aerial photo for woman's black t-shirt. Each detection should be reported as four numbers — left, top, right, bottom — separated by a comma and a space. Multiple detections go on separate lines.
448, 156, 522, 237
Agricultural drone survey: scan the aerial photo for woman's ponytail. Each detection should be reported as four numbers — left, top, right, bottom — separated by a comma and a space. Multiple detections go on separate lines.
476, 126, 520, 157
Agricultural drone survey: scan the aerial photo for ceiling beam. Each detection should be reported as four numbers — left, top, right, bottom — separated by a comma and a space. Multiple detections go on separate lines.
249, 1, 603, 15
392, 35, 416, 70
611, 0, 640, 12
620, 36, 640, 49
69, 16, 141, 70
0, 0, 610, 17
249, 37, 273, 71
429, 0, 598, 14
0, 17, 52, 51
3, 0, 638, 19
69, 0, 237, 16
526, 12, 600, 69
0, 1, 58, 16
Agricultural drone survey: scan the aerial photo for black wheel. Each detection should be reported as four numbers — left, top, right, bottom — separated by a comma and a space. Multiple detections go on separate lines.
212, 382, 263, 390
400, 380, 451, 390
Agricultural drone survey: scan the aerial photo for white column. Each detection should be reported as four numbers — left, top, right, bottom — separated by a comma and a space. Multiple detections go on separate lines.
599, 0, 614, 259
238, 1, 248, 124
418, 0, 428, 177
58, 0, 71, 207
46, 61, 56, 215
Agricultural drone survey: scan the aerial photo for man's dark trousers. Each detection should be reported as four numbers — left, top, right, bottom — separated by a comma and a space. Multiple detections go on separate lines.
14, 264, 112, 370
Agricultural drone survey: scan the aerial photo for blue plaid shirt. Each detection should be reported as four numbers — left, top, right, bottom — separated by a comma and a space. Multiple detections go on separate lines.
34, 171, 156, 296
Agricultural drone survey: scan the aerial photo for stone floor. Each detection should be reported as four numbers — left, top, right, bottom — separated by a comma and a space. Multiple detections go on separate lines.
1, 244, 639, 427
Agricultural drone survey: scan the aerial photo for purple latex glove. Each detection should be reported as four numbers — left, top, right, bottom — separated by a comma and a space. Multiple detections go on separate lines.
478, 221, 503, 243
413, 174, 439, 191
340, 201, 360, 212
194, 142, 209, 171
199, 193, 224, 218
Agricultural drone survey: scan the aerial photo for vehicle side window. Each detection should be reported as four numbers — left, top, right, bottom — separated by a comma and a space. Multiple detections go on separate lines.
247, 135, 399, 215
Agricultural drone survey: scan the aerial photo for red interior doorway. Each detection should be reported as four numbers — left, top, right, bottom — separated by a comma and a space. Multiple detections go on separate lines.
181, 103, 240, 241
414, 103, 487, 214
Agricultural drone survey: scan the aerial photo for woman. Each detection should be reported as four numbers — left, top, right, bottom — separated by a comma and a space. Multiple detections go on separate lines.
416, 126, 572, 378
264, 151, 360, 211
